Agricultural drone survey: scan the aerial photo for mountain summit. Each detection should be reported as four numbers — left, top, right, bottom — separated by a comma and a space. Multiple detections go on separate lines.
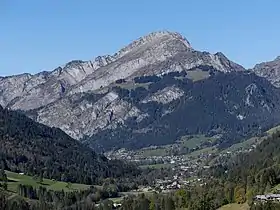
0, 31, 244, 111
3, 31, 269, 151
114, 31, 193, 58
252, 56, 280, 87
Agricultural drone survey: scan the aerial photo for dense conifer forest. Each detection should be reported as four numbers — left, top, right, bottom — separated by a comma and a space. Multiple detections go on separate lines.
0, 105, 139, 185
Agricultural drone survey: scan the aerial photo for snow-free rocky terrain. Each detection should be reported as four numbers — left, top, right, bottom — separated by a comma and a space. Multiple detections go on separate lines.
1, 31, 280, 151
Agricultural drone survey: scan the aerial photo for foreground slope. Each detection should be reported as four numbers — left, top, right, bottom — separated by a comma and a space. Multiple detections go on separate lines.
224, 130, 280, 183
0, 105, 138, 184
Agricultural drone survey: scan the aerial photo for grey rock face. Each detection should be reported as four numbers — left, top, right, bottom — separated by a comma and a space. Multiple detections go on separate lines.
0, 73, 32, 107
142, 86, 184, 104
0, 31, 247, 142
252, 56, 280, 87
0, 31, 243, 111
2, 57, 114, 110
68, 32, 244, 96
33, 91, 145, 140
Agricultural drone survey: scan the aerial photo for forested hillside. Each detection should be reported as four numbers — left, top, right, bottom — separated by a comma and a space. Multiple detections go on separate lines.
221, 130, 280, 193
116, 131, 280, 209
88, 70, 280, 151
191, 130, 280, 209
0, 105, 139, 184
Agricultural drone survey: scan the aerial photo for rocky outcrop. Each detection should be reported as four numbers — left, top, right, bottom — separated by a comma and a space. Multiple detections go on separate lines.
2, 57, 114, 110
0, 73, 32, 107
142, 86, 184, 104
252, 56, 280, 87
68, 32, 244, 96
32, 91, 146, 140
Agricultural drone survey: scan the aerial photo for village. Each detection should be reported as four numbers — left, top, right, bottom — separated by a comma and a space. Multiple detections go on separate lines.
105, 139, 260, 194
106, 147, 214, 192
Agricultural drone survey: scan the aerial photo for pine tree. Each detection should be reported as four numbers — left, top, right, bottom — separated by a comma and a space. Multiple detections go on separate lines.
164, 196, 175, 210
0, 164, 7, 190
39, 171, 43, 184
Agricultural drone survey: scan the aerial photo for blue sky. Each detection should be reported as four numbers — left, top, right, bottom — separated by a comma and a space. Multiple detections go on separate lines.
1, 0, 280, 76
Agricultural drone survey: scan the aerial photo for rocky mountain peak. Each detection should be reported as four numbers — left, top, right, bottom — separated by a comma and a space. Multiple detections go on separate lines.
63, 60, 85, 69
213, 52, 245, 72
1, 31, 246, 111
215, 52, 227, 59
252, 55, 280, 87
92, 55, 115, 67
114, 31, 192, 59
274, 56, 280, 61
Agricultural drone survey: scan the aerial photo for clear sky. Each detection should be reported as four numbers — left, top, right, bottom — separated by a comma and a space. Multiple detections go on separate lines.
1, 0, 280, 76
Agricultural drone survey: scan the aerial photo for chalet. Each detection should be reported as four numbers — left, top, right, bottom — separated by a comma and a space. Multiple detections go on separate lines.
254, 194, 280, 202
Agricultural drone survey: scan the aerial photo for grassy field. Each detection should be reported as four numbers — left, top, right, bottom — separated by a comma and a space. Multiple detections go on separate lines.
186, 69, 210, 82
108, 196, 124, 203
140, 147, 169, 157
179, 135, 215, 149
137, 135, 216, 158
4, 171, 91, 193
186, 146, 217, 159
218, 203, 249, 210
224, 137, 259, 153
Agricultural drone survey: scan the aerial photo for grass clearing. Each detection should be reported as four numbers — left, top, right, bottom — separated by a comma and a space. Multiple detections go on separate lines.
225, 137, 259, 153
218, 203, 249, 210
140, 147, 169, 157
179, 135, 215, 149
186, 69, 210, 82
137, 135, 216, 158
4, 171, 91, 193
108, 197, 124, 203
186, 146, 217, 159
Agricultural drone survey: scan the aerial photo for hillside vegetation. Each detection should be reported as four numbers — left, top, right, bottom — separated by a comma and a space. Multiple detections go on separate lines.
89, 71, 280, 151
0, 105, 139, 185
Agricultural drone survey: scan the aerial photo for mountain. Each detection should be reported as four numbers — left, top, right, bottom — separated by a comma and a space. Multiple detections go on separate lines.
84, 71, 280, 151
26, 68, 280, 151
0, 57, 113, 110
0, 105, 139, 184
2, 31, 278, 151
252, 56, 280, 87
0, 31, 244, 111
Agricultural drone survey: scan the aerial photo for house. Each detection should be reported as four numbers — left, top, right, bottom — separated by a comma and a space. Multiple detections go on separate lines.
113, 203, 122, 209
254, 194, 280, 202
